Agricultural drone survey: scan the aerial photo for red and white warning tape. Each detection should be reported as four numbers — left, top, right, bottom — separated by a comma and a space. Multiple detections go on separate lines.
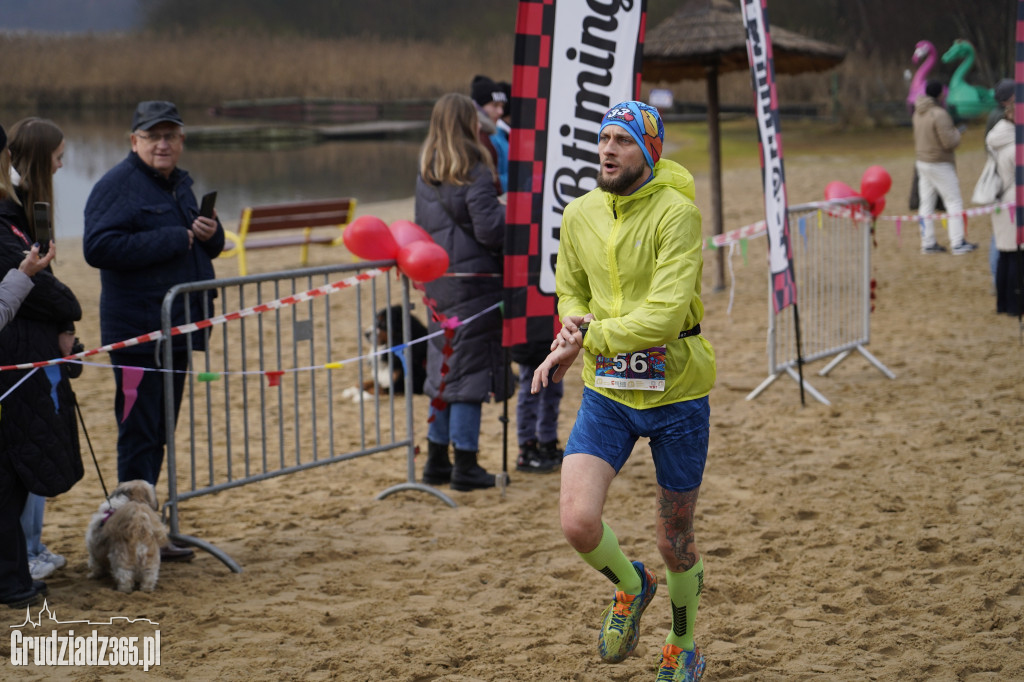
0, 267, 390, 372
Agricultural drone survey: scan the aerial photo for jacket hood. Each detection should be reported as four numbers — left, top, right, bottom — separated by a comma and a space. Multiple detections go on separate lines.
0, 190, 27, 229
914, 95, 940, 115
477, 108, 496, 135
0, 196, 22, 223
602, 158, 696, 211
987, 117, 1014, 150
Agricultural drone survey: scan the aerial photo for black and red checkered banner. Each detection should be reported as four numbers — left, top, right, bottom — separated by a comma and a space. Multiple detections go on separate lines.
742, 0, 797, 313
501, 0, 648, 348
1016, 0, 1024, 247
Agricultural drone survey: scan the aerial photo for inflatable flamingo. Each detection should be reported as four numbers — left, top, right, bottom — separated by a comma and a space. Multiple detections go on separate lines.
906, 40, 946, 115
941, 39, 996, 120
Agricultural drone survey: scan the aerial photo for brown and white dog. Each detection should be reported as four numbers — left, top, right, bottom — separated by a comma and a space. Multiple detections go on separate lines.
363, 305, 428, 395
85, 480, 168, 593
342, 305, 428, 402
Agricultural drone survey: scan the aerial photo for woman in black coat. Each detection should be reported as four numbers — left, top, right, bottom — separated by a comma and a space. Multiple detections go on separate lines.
414, 93, 513, 491
0, 120, 82, 607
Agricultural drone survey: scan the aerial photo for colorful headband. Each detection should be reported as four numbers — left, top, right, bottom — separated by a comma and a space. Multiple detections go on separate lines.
600, 101, 664, 169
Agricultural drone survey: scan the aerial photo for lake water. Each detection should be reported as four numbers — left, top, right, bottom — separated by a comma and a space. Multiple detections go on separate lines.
4, 107, 425, 239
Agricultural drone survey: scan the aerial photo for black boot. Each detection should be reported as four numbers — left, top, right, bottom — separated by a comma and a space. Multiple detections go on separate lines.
450, 448, 496, 491
422, 441, 452, 485
537, 440, 564, 470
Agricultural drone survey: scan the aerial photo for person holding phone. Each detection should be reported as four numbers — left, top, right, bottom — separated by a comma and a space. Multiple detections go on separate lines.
83, 101, 224, 562
0, 120, 83, 608
0, 243, 57, 330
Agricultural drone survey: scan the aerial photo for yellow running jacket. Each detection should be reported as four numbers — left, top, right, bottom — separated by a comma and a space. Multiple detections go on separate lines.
556, 158, 716, 409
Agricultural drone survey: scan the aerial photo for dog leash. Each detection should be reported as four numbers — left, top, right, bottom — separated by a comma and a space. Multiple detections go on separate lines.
74, 396, 110, 502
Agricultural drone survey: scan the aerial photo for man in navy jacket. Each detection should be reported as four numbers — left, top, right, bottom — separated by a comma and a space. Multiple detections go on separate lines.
84, 101, 224, 561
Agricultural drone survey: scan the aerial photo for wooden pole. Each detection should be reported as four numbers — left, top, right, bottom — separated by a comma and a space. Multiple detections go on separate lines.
706, 63, 726, 291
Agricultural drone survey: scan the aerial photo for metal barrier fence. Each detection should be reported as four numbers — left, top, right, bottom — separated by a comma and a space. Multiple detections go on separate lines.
746, 199, 895, 405
159, 261, 454, 572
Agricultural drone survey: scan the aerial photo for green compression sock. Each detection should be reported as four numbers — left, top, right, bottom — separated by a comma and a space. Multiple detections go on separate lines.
577, 522, 642, 594
665, 558, 704, 651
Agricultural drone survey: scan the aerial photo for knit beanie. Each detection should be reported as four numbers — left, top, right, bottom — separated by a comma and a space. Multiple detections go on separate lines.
600, 101, 665, 169
471, 75, 507, 108
995, 78, 1015, 105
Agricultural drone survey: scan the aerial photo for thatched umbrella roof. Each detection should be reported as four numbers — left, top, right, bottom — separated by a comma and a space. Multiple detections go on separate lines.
644, 0, 846, 81
642, 0, 846, 290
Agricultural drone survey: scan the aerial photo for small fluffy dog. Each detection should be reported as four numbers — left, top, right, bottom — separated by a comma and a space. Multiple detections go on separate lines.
361, 305, 428, 395
86, 480, 168, 593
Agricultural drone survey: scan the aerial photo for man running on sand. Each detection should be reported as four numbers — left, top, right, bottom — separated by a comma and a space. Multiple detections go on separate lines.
532, 100, 714, 681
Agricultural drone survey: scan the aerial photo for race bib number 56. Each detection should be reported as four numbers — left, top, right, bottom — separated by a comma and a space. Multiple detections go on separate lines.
594, 347, 666, 391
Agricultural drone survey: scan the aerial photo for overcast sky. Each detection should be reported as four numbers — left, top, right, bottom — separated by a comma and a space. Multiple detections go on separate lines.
0, 0, 139, 33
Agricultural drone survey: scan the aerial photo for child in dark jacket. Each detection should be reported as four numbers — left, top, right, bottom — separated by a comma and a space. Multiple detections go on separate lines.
512, 339, 563, 473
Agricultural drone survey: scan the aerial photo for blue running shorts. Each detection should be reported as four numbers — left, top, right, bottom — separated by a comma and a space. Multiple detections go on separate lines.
563, 387, 709, 492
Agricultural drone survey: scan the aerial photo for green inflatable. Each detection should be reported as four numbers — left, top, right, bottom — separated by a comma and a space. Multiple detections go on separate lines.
941, 39, 997, 120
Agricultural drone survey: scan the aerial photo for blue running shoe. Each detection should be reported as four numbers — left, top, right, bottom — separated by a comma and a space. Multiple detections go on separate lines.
657, 643, 706, 681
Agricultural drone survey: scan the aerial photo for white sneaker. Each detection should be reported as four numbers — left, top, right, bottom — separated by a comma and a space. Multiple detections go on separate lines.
951, 241, 978, 255
28, 557, 57, 580
39, 549, 66, 570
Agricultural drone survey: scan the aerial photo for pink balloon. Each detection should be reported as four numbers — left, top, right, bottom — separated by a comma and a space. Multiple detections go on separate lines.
870, 197, 886, 218
824, 181, 858, 201
860, 165, 892, 203
342, 215, 399, 261
397, 240, 449, 282
389, 220, 432, 249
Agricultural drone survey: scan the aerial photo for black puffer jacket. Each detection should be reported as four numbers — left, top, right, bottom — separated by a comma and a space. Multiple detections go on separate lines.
0, 197, 83, 498
415, 163, 513, 403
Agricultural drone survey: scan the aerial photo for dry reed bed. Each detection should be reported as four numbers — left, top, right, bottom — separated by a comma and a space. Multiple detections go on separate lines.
0, 32, 908, 126
0, 33, 516, 109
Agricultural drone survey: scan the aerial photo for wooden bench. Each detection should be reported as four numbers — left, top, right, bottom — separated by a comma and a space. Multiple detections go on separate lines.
220, 197, 358, 275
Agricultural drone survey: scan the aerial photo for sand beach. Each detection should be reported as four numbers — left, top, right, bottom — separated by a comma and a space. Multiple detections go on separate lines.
2, 135, 1022, 682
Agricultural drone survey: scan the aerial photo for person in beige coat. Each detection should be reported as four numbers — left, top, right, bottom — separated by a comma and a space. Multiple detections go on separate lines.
913, 80, 977, 255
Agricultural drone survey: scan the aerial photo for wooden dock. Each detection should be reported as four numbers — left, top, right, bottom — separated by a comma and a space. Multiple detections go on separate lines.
186, 120, 427, 149
213, 97, 435, 124
318, 120, 427, 140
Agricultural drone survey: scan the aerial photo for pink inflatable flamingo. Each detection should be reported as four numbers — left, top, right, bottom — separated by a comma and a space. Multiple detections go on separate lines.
906, 40, 946, 115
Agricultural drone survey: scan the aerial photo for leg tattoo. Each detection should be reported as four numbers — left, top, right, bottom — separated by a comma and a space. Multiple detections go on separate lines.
658, 487, 699, 570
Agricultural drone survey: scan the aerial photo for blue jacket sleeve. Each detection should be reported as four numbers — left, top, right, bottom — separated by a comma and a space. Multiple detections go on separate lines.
83, 172, 191, 271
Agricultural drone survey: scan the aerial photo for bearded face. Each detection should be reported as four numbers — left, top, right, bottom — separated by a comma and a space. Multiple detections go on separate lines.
596, 126, 651, 196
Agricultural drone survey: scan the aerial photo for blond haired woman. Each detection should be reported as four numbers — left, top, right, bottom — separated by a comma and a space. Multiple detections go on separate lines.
414, 93, 512, 491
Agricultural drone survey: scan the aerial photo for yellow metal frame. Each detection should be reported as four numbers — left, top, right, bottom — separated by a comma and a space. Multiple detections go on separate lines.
220, 200, 357, 276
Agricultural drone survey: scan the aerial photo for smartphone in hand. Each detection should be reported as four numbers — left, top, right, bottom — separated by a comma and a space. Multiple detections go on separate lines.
32, 202, 52, 256
199, 191, 217, 219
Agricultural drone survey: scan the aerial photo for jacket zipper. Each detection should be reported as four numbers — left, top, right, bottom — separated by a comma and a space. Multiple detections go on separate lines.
607, 196, 622, 318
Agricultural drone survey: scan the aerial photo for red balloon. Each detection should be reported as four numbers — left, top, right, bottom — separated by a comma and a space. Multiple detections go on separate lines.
397, 240, 449, 282
342, 215, 398, 261
870, 197, 886, 218
824, 180, 858, 201
389, 220, 432, 249
860, 165, 892, 202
